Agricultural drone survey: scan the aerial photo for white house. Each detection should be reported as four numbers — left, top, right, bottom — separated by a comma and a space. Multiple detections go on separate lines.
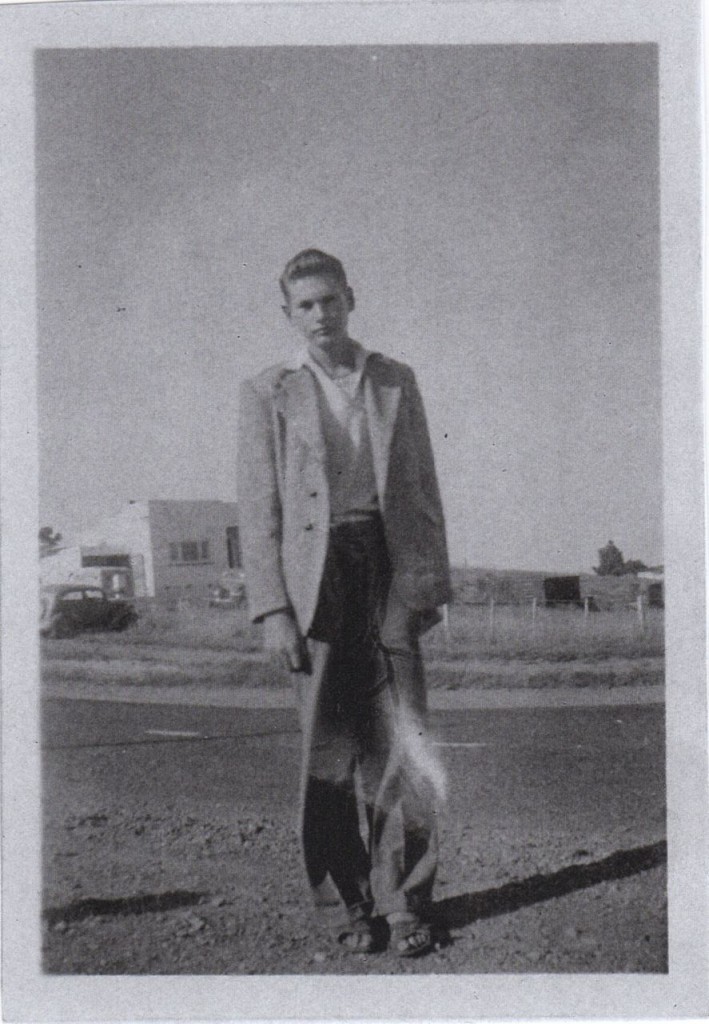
40, 500, 241, 601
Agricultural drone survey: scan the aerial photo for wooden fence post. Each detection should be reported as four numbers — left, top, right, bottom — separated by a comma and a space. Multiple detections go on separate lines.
488, 596, 495, 641
583, 597, 590, 625
442, 603, 451, 644
637, 594, 646, 631
532, 597, 538, 627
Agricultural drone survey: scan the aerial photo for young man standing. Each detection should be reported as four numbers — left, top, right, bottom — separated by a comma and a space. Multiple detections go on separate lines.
238, 249, 451, 957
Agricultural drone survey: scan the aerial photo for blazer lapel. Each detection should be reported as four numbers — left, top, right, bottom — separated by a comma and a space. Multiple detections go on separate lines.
363, 367, 401, 502
278, 367, 326, 464
276, 357, 402, 494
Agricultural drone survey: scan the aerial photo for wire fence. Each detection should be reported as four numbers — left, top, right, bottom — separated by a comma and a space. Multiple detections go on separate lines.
123, 591, 664, 661
424, 598, 664, 662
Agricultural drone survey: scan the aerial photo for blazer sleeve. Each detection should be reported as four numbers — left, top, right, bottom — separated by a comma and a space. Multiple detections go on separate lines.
404, 366, 448, 531
237, 378, 291, 622
398, 365, 453, 608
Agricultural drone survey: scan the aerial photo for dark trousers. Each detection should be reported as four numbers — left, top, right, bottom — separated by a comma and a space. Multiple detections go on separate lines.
294, 516, 439, 926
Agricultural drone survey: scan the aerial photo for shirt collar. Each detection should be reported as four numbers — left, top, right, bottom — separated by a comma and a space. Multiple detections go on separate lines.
288, 339, 370, 381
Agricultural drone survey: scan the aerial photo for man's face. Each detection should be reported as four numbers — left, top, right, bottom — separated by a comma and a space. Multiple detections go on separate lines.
283, 273, 354, 351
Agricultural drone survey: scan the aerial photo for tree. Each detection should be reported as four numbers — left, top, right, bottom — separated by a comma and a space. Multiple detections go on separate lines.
594, 540, 625, 576
39, 526, 63, 556
594, 541, 649, 576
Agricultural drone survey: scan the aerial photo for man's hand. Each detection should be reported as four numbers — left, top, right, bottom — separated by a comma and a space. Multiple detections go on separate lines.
417, 606, 442, 634
263, 610, 308, 673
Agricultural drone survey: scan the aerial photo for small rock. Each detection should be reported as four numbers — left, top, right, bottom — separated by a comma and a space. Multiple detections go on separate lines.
177, 912, 206, 935
313, 951, 327, 963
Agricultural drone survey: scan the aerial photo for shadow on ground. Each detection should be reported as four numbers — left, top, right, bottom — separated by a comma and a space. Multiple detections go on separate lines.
44, 840, 666, 936
432, 839, 667, 930
44, 890, 206, 927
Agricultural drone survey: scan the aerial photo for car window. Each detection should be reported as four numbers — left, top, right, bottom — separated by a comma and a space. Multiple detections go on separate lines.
61, 591, 84, 601
83, 590, 104, 600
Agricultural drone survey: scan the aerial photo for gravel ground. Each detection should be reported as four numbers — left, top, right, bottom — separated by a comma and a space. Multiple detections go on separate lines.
42, 755, 667, 975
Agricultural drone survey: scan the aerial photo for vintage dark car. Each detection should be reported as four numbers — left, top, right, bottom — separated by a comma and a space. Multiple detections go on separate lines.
40, 584, 138, 638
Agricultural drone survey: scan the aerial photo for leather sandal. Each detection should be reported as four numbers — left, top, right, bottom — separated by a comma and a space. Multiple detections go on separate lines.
336, 916, 375, 954
389, 918, 433, 958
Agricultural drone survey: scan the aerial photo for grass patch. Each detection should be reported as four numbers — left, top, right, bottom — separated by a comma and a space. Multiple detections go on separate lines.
43, 657, 283, 690
41, 600, 665, 693
427, 658, 664, 691
422, 604, 664, 662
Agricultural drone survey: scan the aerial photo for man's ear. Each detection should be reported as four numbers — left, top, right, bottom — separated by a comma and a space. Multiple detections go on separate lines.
346, 287, 355, 312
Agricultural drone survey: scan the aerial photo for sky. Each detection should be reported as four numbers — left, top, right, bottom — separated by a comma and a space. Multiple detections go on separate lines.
36, 44, 662, 572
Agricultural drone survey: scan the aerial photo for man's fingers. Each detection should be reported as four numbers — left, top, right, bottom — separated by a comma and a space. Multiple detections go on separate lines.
263, 611, 306, 670
280, 643, 304, 673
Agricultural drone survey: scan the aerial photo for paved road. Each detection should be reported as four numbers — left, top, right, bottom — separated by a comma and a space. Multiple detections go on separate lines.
41, 696, 667, 974
42, 697, 665, 836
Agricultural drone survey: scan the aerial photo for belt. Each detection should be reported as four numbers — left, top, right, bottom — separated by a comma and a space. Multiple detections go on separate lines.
329, 512, 379, 528
330, 510, 382, 530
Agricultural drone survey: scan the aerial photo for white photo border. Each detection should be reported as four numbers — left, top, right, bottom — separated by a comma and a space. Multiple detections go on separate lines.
0, 1, 706, 1020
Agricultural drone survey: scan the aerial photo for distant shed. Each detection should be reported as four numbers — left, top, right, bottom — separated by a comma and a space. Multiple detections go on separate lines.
638, 571, 664, 608
452, 567, 546, 605
543, 576, 582, 607
451, 567, 662, 610
579, 574, 641, 611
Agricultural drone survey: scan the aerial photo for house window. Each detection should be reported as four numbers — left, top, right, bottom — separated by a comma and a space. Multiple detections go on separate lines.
181, 542, 200, 563
169, 540, 211, 564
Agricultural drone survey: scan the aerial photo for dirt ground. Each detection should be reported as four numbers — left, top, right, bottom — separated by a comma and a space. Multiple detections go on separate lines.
42, 804, 667, 975
42, 697, 667, 976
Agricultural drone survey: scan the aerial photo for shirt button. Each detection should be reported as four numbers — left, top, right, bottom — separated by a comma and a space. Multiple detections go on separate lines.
304, 523, 314, 531
309, 491, 318, 498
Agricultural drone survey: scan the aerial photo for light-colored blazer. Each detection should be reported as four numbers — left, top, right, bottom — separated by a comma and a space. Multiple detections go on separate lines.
237, 351, 452, 635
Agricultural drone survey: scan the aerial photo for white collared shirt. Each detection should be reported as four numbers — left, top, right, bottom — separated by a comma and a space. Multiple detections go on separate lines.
298, 342, 380, 520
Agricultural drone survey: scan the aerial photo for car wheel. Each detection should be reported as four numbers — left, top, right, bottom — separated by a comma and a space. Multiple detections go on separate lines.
50, 615, 74, 639
114, 612, 138, 631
